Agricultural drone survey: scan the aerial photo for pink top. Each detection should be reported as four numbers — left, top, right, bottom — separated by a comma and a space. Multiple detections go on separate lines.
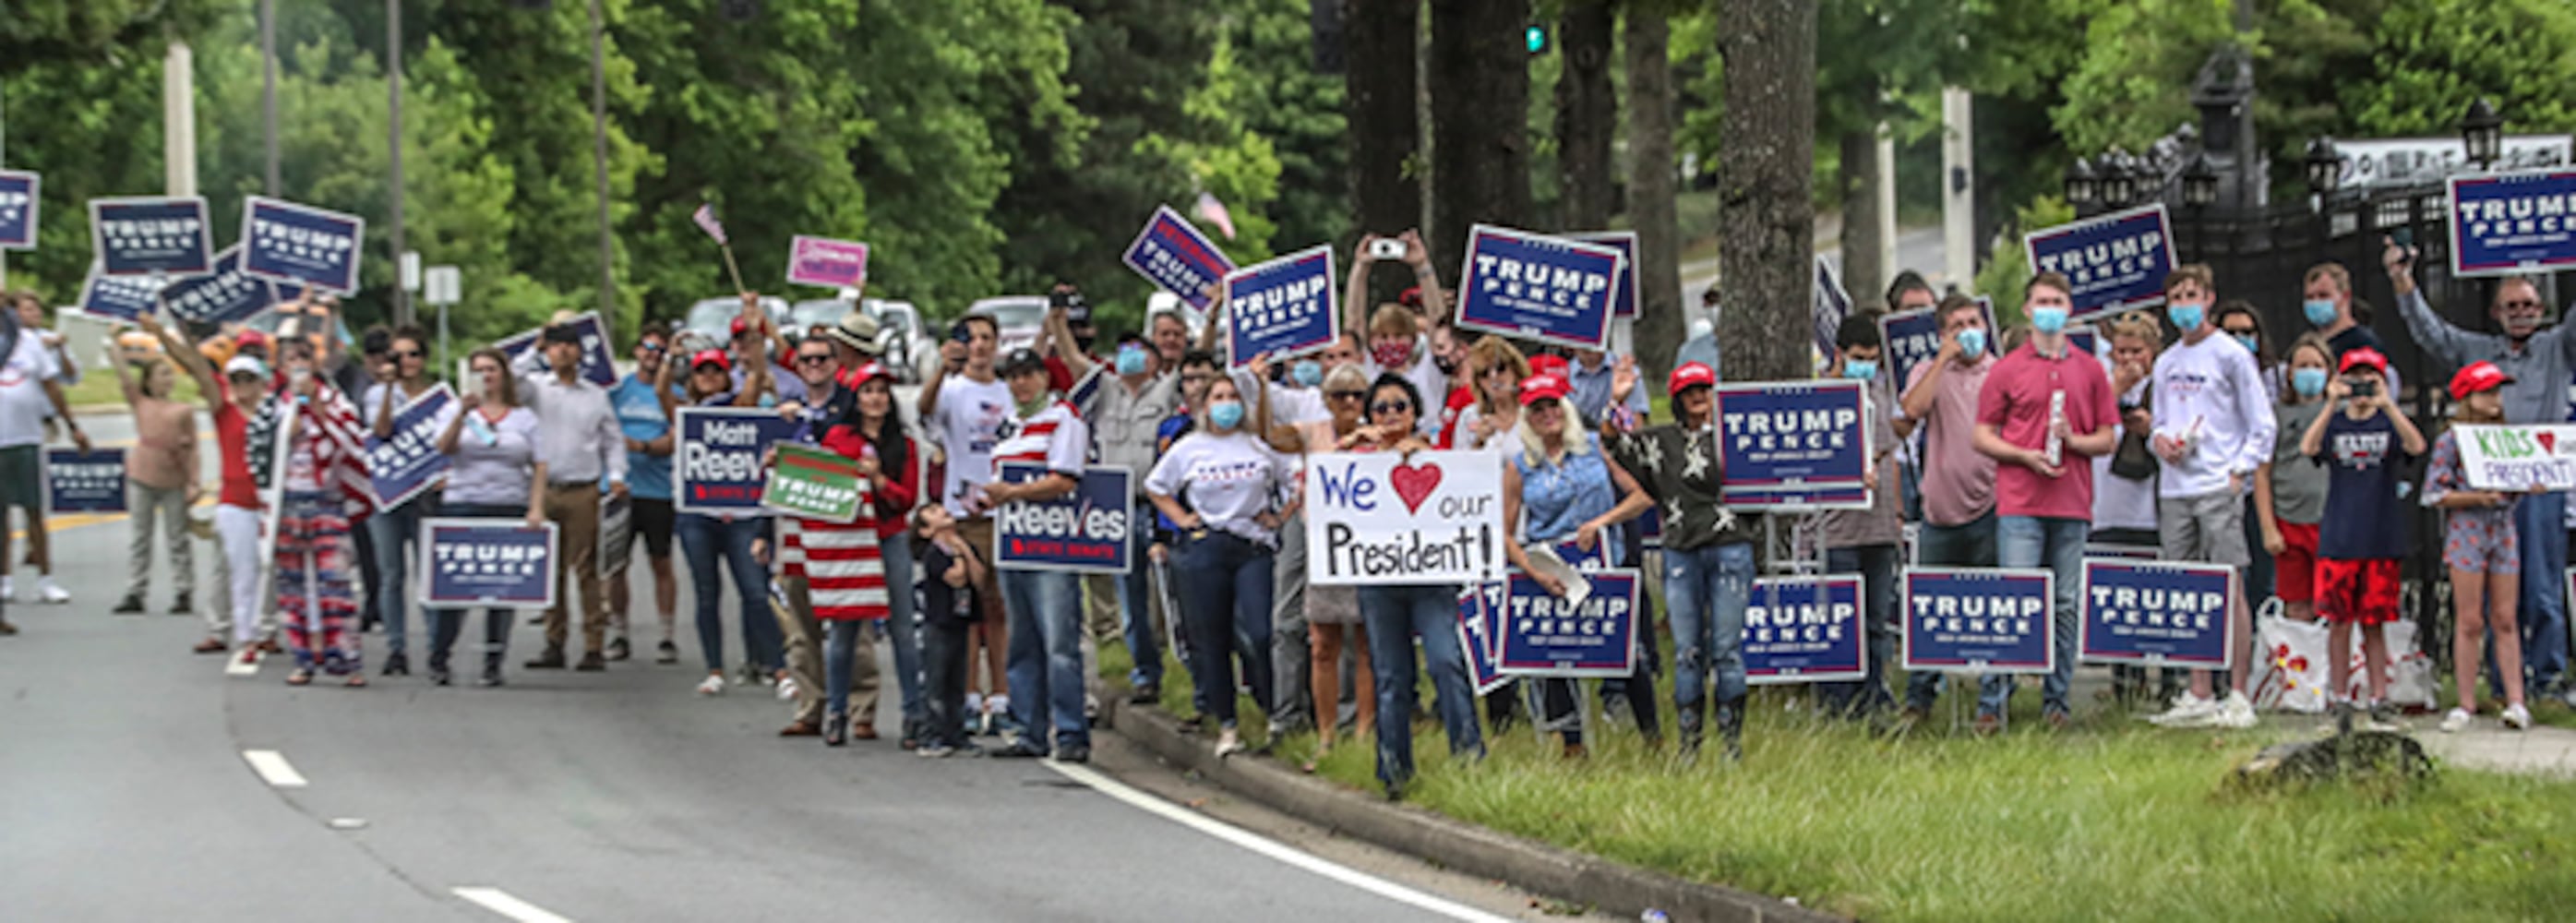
1905, 355, 1997, 527
127, 393, 197, 491
1976, 342, 2118, 521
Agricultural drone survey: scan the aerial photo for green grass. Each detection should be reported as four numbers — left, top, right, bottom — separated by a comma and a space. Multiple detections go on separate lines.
64, 367, 203, 410
1098, 640, 2576, 921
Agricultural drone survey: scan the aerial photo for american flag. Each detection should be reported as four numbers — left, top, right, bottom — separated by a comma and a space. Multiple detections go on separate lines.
1194, 191, 1237, 240
292, 385, 381, 521
692, 203, 728, 246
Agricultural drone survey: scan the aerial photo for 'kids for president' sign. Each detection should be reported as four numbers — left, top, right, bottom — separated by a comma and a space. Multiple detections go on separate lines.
2022, 203, 2175, 318
1454, 224, 1624, 350
1303, 450, 1506, 586
1221, 244, 1337, 369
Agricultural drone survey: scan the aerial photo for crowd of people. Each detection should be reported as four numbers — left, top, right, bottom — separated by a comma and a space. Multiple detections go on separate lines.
5, 229, 2571, 800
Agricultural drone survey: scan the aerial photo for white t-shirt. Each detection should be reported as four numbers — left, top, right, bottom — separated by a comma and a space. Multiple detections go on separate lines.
929, 375, 1014, 516
1362, 335, 1447, 437
1146, 430, 1293, 544
2149, 332, 2275, 498
0, 333, 63, 449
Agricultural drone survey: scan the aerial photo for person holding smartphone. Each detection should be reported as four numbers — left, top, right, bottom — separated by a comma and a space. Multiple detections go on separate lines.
1344, 231, 1450, 437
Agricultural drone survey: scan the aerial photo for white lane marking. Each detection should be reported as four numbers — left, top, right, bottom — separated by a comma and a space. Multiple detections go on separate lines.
1046, 761, 1513, 923
452, 887, 575, 923
241, 749, 307, 788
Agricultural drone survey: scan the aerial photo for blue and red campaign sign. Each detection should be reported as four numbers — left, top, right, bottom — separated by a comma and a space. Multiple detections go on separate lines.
1902, 568, 2055, 675
2448, 168, 2576, 276
2079, 558, 2236, 670
1221, 245, 1337, 369
1455, 224, 1624, 350
2022, 203, 2175, 318
1744, 576, 1867, 684
1492, 569, 1640, 677
76, 262, 169, 323
1122, 205, 1236, 312
994, 464, 1133, 574
45, 448, 126, 514
1456, 583, 1511, 696
1709, 379, 1872, 509
1879, 296, 1995, 395
674, 407, 799, 515
162, 246, 282, 326
0, 171, 38, 250
365, 386, 458, 511
90, 197, 213, 277
241, 196, 365, 295
421, 519, 557, 608
495, 312, 618, 387
1566, 231, 1639, 318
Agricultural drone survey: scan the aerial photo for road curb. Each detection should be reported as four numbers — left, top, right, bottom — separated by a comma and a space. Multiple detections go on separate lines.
1097, 696, 1840, 923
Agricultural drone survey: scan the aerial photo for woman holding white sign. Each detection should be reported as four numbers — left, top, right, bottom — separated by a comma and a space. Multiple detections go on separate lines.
1147, 376, 1293, 759
1341, 374, 1484, 800
425, 349, 545, 687
1498, 372, 1655, 759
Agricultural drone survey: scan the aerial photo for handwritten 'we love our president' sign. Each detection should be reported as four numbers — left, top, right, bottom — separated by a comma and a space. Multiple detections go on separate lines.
1303, 450, 1506, 586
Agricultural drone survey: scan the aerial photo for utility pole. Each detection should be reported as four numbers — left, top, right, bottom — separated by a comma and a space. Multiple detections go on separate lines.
588, 0, 617, 327
1941, 87, 1975, 289
388, 0, 410, 326
262, 0, 280, 196
164, 41, 198, 198
1875, 122, 1898, 288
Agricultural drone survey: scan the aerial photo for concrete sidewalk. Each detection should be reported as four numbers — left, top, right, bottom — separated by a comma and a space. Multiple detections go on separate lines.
2416, 720, 2576, 777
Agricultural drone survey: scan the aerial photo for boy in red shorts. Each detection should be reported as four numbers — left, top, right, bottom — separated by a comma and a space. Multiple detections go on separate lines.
2295, 347, 2425, 727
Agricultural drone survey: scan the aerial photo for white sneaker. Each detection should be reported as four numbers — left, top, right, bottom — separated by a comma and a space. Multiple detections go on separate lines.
774, 674, 800, 701
2439, 708, 2474, 733
2212, 690, 2258, 729
1215, 726, 1245, 759
3, 576, 15, 601
2149, 693, 2222, 727
695, 674, 727, 696
2502, 703, 2532, 731
37, 577, 68, 604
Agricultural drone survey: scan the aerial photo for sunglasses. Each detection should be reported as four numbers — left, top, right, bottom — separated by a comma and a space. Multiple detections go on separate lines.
391, 349, 423, 360
1180, 373, 1215, 384
797, 354, 835, 366
2500, 300, 2544, 311
1326, 390, 1366, 402
1370, 401, 1414, 416
638, 342, 666, 354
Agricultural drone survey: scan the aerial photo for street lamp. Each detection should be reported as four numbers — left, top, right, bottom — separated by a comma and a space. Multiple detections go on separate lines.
2304, 136, 2343, 196
2102, 150, 2138, 207
2461, 98, 2503, 170
2065, 158, 2100, 208
2183, 153, 2220, 208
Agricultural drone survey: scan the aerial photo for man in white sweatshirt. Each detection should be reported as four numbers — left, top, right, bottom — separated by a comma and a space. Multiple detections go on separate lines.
2145, 264, 2276, 728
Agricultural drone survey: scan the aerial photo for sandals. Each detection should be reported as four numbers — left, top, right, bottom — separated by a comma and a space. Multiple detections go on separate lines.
285, 669, 314, 686
344, 673, 368, 689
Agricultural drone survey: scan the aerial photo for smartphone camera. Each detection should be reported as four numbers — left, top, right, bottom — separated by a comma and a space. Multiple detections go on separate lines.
1368, 239, 1407, 261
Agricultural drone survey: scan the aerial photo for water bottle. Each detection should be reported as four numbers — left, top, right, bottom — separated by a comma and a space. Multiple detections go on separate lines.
2043, 389, 2066, 467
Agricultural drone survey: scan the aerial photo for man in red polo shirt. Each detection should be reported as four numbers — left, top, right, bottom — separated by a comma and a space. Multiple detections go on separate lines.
1971, 271, 2120, 732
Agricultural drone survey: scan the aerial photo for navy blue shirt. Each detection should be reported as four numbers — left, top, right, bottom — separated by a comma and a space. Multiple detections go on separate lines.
2313, 410, 2414, 560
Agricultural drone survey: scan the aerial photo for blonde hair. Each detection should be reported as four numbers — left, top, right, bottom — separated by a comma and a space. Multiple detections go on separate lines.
1468, 337, 1531, 416
2102, 310, 2161, 349
1370, 303, 1415, 342
1515, 395, 1591, 466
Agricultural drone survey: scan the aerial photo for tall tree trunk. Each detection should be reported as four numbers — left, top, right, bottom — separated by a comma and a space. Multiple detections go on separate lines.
1837, 127, 1885, 313
1554, 0, 1616, 231
1716, 0, 1817, 384
1345, 0, 1422, 307
1625, 7, 1684, 381
1427, 0, 1531, 282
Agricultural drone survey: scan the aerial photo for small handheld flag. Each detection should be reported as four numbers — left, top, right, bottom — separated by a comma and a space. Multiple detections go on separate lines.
691, 202, 748, 293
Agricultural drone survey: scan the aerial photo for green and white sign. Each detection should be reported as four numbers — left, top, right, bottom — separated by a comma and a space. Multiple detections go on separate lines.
762, 443, 865, 523
2456, 424, 2576, 492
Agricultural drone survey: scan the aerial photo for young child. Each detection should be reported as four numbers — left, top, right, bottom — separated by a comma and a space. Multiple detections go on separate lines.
2296, 347, 2423, 728
2423, 361, 2535, 732
2259, 336, 2336, 623
913, 504, 988, 757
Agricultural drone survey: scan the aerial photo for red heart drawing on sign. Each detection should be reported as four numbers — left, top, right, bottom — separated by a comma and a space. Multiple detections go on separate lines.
2541, 432, 2558, 454
1388, 462, 1444, 514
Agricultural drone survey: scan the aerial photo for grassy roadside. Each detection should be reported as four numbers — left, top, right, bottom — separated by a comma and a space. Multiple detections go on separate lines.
1098, 639, 2576, 920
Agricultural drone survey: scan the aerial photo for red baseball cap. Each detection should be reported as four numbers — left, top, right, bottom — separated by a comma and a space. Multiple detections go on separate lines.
1519, 372, 1570, 406
839, 362, 890, 390
1528, 354, 1571, 378
234, 330, 270, 350
729, 316, 751, 337
689, 348, 731, 372
2337, 347, 2388, 376
1398, 286, 1424, 308
1668, 362, 1716, 394
2449, 361, 2512, 400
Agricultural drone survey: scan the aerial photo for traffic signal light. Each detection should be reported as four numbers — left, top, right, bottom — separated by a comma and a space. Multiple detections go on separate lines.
1526, 24, 1550, 54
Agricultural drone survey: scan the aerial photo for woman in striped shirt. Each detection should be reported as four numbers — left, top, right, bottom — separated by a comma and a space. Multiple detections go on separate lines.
800, 364, 919, 747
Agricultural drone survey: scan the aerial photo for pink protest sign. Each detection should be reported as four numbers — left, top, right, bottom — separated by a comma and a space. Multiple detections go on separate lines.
786, 235, 870, 292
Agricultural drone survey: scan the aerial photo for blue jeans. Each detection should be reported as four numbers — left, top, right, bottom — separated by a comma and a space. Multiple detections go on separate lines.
367, 495, 432, 656
1666, 542, 1754, 727
677, 513, 780, 673
1175, 532, 1276, 726
1112, 501, 1162, 689
1821, 543, 1900, 716
1358, 583, 1483, 787
1906, 510, 1997, 710
879, 536, 924, 728
425, 500, 511, 669
1980, 515, 2088, 721
1001, 568, 1087, 750
2505, 492, 2569, 691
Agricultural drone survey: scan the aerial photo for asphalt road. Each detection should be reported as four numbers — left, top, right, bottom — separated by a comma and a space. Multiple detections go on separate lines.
0, 411, 1603, 922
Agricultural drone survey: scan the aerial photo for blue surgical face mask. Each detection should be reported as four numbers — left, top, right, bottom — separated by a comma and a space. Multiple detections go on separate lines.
2304, 299, 2338, 327
1290, 360, 1323, 388
1115, 346, 1149, 376
1957, 328, 1988, 360
1208, 400, 1246, 430
1841, 358, 1878, 381
2233, 333, 2259, 354
2291, 367, 2328, 397
2031, 306, 2070, 334
2166, 302, 2206, 332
